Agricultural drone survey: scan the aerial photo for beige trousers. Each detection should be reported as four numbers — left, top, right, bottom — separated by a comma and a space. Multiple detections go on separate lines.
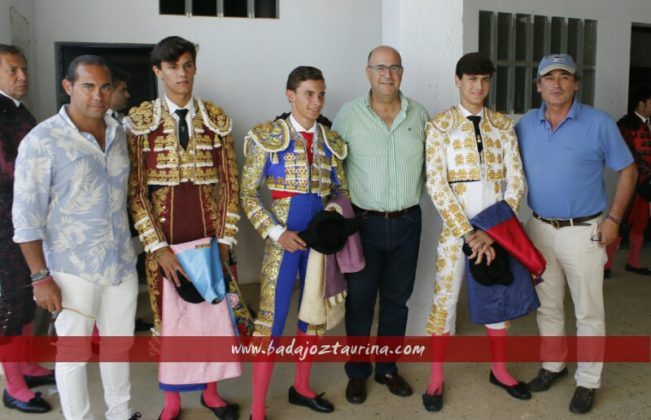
525, 216, 606, 389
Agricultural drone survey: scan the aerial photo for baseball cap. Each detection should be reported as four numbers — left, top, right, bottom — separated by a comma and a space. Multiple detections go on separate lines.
537, 53, 577, 77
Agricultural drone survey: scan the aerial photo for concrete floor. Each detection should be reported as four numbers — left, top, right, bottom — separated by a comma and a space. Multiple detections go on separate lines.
2, 249, 650, 420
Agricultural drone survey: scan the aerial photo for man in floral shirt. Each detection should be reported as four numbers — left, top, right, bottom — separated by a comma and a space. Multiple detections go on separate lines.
12, 55, 139, 420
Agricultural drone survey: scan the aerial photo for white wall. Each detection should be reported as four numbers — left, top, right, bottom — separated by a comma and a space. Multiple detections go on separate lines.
380, 0, 465, 335
28, 0, 382, 284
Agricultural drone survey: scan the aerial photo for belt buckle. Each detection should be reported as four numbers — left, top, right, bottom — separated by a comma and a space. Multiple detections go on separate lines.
550, 218, 561, 229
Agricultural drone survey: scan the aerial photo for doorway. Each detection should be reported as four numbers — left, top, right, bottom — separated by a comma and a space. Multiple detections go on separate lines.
54, 42, 157, 110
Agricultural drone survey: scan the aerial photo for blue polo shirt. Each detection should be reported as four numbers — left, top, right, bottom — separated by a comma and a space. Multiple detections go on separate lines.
515, 100, 633, 219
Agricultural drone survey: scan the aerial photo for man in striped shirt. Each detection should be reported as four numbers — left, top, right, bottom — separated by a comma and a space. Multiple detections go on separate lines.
332, 45, 429, 404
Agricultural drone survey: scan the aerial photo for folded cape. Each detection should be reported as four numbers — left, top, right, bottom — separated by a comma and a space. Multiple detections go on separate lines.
466, 201, 543, 324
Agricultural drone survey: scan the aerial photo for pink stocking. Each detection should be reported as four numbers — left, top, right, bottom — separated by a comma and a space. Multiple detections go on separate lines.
426, 332, 449, 395
159, 391, 181, 420
2, 362, 35, 402
485, 326, 517, 386
251, 361, 274, 420
202, 381, 226, 408
293, 330, 316, 398
628, 233, 644, 268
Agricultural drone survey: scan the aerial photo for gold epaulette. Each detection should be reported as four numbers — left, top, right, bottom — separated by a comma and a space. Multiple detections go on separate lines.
427, 108, 457, 134
243, 119, 290, 157
124, 100, 160, 135
320, 125, 347, 160
485, 108, 513, 131
197, 98, 232, 136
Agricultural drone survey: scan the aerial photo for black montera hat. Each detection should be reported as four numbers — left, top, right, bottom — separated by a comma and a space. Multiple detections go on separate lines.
463, 242, 513, 286
298, 210, 358, 255
161, 269, 204, 304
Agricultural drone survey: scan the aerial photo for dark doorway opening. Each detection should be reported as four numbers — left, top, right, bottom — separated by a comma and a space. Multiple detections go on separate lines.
628, 25, 651, 245
629, 25, 651, 113
55, 42, 157, 110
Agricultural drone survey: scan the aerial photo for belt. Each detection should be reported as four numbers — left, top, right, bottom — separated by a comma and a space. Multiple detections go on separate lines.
533, 212, 601, 229
353, 204, 419, 219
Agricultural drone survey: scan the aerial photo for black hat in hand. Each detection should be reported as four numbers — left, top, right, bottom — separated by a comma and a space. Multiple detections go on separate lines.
298, 210, 358, 255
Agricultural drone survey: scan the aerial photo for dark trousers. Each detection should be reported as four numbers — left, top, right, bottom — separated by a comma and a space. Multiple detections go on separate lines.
344, 206, 421, 379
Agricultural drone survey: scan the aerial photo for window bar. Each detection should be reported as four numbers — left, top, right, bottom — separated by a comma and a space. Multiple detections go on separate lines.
217, 0, 224, 17
507, 13, 515, 114
185, 0, 191, 16
525, 15, 534, 115
574, 19, 591, 105
560, 18, 568, 53
543, 17, 551, 58
248, 0, 255, 18
488, 11, 498, 111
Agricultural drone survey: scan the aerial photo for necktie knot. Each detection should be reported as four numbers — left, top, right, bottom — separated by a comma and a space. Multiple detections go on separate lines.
175, 108, 189, 119
299, 131, 314, 141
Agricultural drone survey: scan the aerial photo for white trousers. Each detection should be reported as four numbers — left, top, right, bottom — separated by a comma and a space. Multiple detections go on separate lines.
525, 217, 606, 389
53, 271, 138, 420
427, 233, 506, 335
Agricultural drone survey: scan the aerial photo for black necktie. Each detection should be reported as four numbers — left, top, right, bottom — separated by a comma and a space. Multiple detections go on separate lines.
175, 108, 189, 149
467, 115, 483, 154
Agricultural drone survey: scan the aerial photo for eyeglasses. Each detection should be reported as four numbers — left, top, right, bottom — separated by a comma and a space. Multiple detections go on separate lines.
368, 64, 403, 74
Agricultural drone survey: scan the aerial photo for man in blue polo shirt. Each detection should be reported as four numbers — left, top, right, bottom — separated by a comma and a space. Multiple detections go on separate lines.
516, 53, 637, 414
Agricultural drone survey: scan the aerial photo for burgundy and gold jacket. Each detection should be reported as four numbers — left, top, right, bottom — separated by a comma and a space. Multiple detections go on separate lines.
125, 98, 239, 252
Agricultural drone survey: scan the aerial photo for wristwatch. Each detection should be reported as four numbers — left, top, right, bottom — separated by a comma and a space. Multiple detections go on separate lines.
30, 267, 50, 282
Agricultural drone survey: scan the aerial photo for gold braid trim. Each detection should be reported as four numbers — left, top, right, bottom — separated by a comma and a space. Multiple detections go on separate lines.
243, 119, 291, 156
124, 99, 162, 135
321, 125, 348, 160
197, 98, 232, 137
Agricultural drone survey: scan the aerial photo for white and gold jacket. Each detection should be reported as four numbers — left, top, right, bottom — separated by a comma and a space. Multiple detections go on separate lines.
425, 106, 525, 238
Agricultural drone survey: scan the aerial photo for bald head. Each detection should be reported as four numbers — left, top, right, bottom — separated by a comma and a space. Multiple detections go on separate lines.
367, 45, 402, 67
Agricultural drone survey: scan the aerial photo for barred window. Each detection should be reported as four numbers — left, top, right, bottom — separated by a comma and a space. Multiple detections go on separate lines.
479, 11, 597, 114
160, 0, 278, 19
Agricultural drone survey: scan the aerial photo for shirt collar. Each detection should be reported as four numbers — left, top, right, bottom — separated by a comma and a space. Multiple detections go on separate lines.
538, 98, 581, 123
0, 89, 21, 107
634, 111, 648, 124
457, 103, 484, 119
289, 113, 316, 133
165, 96, 195, 117
59, 105, 118, 143
364, 90, 408, 112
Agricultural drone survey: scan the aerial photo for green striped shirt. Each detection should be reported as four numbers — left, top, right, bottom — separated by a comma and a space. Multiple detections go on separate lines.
332, 91, 429, 212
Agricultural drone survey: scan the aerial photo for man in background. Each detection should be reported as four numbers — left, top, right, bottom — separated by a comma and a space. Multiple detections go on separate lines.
0, 43, 54, 414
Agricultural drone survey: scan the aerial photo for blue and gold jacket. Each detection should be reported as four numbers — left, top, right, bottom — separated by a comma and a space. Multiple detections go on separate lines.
240, 118, 348, 239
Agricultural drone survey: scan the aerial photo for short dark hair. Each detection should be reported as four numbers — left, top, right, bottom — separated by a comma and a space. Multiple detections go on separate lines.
286, 66, 324, 91
0, 44, 26, 62
455, 52, 495, 78
110, 67, 130, 86
151, 36, 196, 68
632, 86, 651, 107
65, 55, 110, 83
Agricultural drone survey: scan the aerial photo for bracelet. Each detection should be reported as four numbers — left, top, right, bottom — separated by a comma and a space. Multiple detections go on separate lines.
606, 214, 622, 225
152, 247, 170, 262
32, 276, 53, 287
30, 267, 50, 282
